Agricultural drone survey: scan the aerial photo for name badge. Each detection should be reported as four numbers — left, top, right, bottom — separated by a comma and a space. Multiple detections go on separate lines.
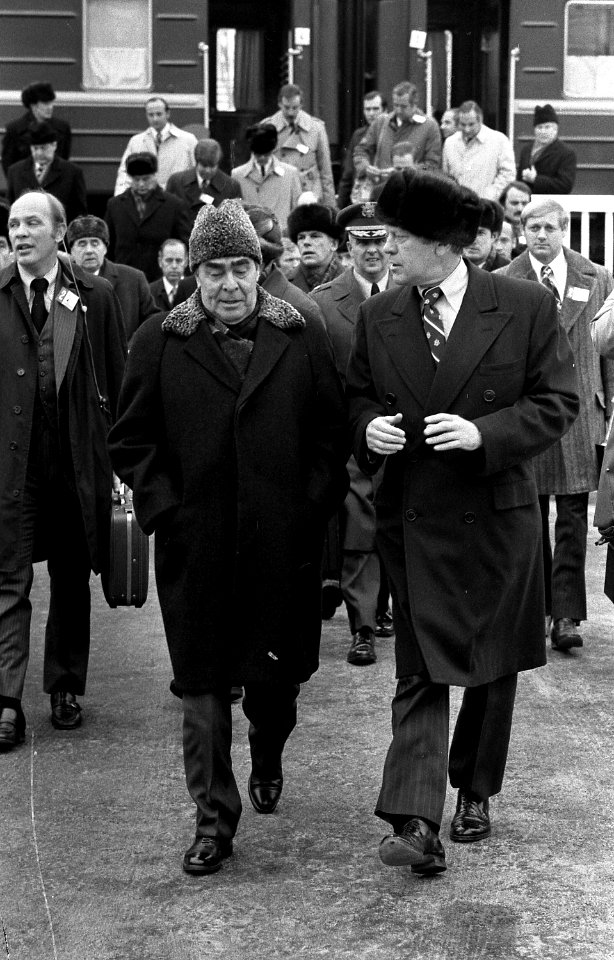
199, 193, 214, 205
568, 286, 590, 303
57, 287, 79, 311
295, 143, 309, 155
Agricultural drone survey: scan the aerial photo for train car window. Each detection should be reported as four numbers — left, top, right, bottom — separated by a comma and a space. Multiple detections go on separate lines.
83, 0, 152, 90
215, 29, 264, 112
564, 1, 614, 98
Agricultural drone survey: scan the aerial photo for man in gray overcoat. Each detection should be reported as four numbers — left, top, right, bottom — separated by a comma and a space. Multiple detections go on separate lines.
109, 201, 348, 876
497, 198, 614, 651
346, 169, 578, 875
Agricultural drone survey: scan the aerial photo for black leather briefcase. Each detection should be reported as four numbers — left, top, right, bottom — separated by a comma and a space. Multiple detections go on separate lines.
103, 486, 149, 608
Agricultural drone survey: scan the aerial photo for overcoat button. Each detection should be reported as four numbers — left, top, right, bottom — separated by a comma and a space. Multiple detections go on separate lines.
385, 392, 397, 406
16, 368, 25, 376
21, 335, 29, 344
464, 512, 476, 523
13, 405, 22, 414
39, 370, 46, 377
483, 389, 496, 402
9, 442, 18, 450
12, 489, 20, 497
405, 509, 417, 521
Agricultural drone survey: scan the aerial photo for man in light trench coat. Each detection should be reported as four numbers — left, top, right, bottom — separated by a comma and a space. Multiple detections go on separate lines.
346, 169, 578, 875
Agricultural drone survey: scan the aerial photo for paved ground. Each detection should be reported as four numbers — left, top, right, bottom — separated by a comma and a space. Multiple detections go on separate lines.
1, 504, 614, 960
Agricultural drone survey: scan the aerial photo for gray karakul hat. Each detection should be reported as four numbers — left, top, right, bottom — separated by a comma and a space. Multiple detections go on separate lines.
189, 199, 262, 272
376, 169, 481, 248
66, 215, 110, 248
126, 151, 157, 176
337, 200, 387, 238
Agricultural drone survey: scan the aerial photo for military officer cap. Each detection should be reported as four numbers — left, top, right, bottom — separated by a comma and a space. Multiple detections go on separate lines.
337, 201, 387, 239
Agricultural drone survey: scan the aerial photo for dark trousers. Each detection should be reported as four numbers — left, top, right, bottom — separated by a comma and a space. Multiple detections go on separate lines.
0, 462, 92, 709
182, 682, 300, 842
375, 672, 518, 828
341, 550, 379, 633
539, 493, 589, 621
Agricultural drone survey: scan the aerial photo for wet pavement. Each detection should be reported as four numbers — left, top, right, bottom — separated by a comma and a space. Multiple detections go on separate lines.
1, 503, 613, 960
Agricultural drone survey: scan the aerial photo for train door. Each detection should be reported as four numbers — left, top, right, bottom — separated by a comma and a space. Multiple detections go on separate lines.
208, 0, 290, 172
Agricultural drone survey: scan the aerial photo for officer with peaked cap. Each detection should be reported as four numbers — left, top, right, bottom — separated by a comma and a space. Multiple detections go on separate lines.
109, 200, 348, 876
345, 168, 578, 874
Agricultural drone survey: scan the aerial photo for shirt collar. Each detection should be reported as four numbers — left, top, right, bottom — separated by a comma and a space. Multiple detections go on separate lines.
353, 268, 389, 299
418, 257, 467, 302
163, 276, 180, 295
529, 247, 567, 294
150, 122, 171, 140
19, 259, 60, 300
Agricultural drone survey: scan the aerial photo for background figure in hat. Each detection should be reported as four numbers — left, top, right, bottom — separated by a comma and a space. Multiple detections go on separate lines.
166, 139, 242, 228
463, 199, 509, 272
312, 201, 394, 667
287, 203, 344, 292
104, 152, 191, 282
67, 215, 159, 342
231, 123, 302, 231
518, 105, 577, 195
6, 122, 87, 226
108, 200, 348, 877
345, 168, 578, 874
2, 81, 71, 175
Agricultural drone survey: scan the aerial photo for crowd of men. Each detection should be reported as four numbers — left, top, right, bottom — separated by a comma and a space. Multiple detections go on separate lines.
1, 76, 613, 883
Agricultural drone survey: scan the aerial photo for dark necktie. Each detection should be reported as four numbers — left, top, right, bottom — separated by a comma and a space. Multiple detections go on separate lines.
370, 283, 380, 296
155, 131, 162, 149
421, 285, 446, 364
30, 277, 49, 332
540, 264, 561, 310
260, 164, 267, 180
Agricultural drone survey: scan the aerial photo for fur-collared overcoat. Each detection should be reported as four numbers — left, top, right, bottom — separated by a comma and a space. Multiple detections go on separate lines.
108, 288, 348, 691
346, 264, 579, 686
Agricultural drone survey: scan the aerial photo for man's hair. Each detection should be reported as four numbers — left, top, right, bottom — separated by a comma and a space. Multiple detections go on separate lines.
159, 238, 187, 257
13, 189, 66, 230
499, 180, 531, 204
278, 83, 302, 101
194, 139, 222, 165
442, 107, 459, 122
22, 82, 55, 109
458, 100, 483, 119
392, 81, 417, 102
521, 198, 569, 230
364, 90, 383, 103
145, 96, 170, 112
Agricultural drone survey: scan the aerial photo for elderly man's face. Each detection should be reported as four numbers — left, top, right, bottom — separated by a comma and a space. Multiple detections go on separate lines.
71, 236, 107, 273
196, 256, 258, 324
523, 210, 566, 264
296, 230, 336, 270
0, 236, 12, 269
8, 193, 64, 275
131, 173, 157, 196
384, 227, 444, 287
504, 187, 530, 224
159, 241, 188, 284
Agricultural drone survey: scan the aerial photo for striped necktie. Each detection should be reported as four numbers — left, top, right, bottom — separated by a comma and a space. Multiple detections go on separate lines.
540, 264, 561, 310
421, 286, 446, 364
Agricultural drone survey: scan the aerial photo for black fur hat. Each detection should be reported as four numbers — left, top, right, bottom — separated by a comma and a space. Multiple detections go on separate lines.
29, 122, 57, 145
478, 198, 504, 235
533, 104, 558, 126
287, 203, 341, 244
126, 152, 158, 176
246, 123, 278, 155
376, 169, 481, 248
22, 82, 55, 109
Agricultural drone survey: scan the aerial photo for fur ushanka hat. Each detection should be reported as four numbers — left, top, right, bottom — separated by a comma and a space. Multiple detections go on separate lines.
286, 203, 341, 244
66, 215, 110, 248
189, 199, 262, 272
376, 169, 481, 248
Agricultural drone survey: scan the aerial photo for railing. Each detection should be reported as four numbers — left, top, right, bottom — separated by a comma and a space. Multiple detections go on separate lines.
540, 195, 614, 271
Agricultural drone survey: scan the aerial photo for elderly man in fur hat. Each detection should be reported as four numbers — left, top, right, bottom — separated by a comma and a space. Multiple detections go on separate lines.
346, 168, 578, 875
287, 202, 344, 292
109, 200, 348, 876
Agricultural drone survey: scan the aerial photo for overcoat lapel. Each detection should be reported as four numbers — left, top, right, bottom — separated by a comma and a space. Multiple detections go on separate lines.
561, 252, 596, 335
375, 286, 435, 408
183, 321, 242, 394
333, 272, 364, 325
53, 296, 78, 390
238, 319, 290, 408
119, 192, 141, 228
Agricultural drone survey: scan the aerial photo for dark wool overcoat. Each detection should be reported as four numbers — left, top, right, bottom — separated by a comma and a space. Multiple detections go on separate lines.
346, 263, 579, 686
104, 187, 192, 282
6, 155, 87, 226
0, 258, 127, 573
517, 139, 577, 194
108, 288, 348, 692
98, 258, 159, 342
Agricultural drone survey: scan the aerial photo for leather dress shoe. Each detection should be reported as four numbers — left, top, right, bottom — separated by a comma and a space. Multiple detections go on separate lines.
50, 692, 82, 730
379, 818, 446, 875
450, 791, 491, 843
375, 611, 395, 637
551, 617, 583, 651
0, 708, 26, 753
182, 836, 233, 875
248, 775, 283, 814
346, 626, 377, 665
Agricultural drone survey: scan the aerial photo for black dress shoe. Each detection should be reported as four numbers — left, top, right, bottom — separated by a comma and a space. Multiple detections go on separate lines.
0, 708, 26, 752
450, 791, 491, 843
248, 775, 283, 814
346, 626, 377, 665
379, 818, 446, 875
551, 617, 583, 650
182, 836, 233, 875
50, 692, 82, 730
375, 611, 395, 637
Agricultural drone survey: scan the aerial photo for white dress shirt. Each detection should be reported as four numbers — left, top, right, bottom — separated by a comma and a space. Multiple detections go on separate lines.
418, 258, 469, 337
528, 248, 568, 301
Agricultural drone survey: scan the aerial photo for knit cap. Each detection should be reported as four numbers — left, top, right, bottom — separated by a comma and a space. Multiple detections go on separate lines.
189, 200, 262, 271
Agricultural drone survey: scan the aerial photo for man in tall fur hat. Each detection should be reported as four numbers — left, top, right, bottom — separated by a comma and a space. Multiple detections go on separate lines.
287, 202, 344, 292
346, 168, 578, 874
109, 200, 348, 876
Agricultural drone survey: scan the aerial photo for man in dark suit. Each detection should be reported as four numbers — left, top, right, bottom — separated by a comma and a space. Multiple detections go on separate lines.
496, 198, 614, 651
0, 191, 126, 752
67, 215, 159, 342
2, 82, 71, 175
312, 201, 393, 666
346, 169, 578, 874
104, 152, 192, 283
6, 122, 87, 226
149, 239, 189, 313
165, 139, 242, 228
518, 104, 577, 195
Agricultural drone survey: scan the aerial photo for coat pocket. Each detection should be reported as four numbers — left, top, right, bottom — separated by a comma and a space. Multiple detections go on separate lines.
492, 479, 537, 510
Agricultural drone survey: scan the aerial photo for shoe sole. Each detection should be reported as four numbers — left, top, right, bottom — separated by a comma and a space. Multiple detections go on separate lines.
551, 637, 583, 651
347, 656, 377, 665
0, 738, 24, 752
379, 836, 446, 874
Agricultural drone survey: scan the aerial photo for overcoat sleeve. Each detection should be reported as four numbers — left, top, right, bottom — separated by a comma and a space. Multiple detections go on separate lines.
592, 290, 614, 359
345, 301, 387, 475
